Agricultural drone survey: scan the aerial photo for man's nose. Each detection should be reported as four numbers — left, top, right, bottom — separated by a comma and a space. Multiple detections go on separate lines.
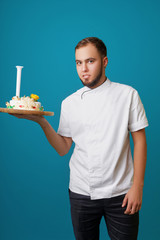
82, 62, 88, 72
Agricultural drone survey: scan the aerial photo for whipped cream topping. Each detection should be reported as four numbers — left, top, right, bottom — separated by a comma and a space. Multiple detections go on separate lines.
6, 96, 43, 111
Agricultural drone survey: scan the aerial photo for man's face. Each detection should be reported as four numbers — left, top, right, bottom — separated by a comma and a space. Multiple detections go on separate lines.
75, 43, 108, 88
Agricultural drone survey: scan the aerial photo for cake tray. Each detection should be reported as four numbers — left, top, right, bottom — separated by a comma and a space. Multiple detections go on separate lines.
0, 108, 54, 116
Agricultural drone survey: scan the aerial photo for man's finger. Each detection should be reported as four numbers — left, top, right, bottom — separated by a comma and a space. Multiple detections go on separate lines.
129, 204, 137, 215
124, 202, 132, 214
9, 113, 23, 118
122, 194, 128, 207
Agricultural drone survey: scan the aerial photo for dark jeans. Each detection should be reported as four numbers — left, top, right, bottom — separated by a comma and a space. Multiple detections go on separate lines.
69, 189, 139, 240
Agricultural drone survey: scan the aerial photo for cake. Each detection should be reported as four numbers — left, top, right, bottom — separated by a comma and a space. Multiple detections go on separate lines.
6, 94, 44, 111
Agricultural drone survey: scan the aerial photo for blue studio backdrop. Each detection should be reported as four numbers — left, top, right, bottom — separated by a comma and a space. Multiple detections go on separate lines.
0, 0, 159, 239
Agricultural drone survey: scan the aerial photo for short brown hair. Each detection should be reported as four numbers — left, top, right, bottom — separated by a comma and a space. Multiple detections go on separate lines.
75, 37, 107, 58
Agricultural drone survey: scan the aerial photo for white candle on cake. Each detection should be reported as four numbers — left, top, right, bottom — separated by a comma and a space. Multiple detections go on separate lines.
16, 66, 23, 97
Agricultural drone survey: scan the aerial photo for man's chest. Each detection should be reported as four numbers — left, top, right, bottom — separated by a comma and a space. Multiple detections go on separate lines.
68, 93, 130, 136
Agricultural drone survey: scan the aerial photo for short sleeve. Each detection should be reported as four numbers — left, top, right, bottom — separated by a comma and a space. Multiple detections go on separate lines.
128, 90, 149, 132
57, 100, 72, 137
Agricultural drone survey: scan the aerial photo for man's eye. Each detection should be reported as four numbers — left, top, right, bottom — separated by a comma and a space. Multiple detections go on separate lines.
88, 60, 94, 63
76, 62, 81, 65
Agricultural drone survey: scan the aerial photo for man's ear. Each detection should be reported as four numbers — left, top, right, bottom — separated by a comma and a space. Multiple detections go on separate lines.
103, 57, 108, 68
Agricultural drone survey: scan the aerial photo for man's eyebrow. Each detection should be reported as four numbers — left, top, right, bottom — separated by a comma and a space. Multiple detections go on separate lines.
86, 58, 96, 61
75, 58, 96, 62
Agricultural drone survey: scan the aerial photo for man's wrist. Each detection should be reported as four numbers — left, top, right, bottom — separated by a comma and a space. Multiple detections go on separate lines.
132, 180, 144, 189
36, 116, 47, 126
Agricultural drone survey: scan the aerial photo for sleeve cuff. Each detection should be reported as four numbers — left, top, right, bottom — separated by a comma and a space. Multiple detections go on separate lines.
57, 129, 72, 138
128, 119, 149, 132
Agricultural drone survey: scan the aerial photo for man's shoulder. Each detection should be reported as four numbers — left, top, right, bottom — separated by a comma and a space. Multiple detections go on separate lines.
110, 80, 139, 99
110, 81, 140, 107
63, 86, 85, 101
61, 86, 85, 104
111, 80, 136, 92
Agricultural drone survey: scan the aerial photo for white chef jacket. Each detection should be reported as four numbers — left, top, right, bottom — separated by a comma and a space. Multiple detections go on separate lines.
57, 78, 149, 200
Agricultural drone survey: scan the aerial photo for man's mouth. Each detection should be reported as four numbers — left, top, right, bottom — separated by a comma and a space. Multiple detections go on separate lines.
83, 74, 90, 79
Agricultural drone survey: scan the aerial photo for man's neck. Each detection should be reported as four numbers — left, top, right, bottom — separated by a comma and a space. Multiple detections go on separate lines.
89, 76, 107, 89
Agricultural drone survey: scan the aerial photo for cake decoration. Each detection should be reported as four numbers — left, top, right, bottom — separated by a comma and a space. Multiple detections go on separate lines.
16, 66, 23, 97
30, 94, 39, 101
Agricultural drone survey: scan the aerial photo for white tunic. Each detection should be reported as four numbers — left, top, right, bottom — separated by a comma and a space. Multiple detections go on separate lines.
57, 78, 149, 200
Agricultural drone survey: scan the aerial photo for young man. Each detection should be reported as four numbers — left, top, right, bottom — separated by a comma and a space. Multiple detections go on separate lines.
12, 37, 148, 240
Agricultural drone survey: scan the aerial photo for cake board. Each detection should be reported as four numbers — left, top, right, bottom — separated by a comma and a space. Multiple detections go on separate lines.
0, 108, 54, 116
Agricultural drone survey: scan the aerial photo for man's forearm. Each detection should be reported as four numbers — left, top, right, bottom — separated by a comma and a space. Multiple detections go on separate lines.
132, 139, 147, 188
37, 117, 69, 156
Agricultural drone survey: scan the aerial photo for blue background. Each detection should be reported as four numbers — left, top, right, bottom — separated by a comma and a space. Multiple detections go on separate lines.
0, 0, 159, 239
